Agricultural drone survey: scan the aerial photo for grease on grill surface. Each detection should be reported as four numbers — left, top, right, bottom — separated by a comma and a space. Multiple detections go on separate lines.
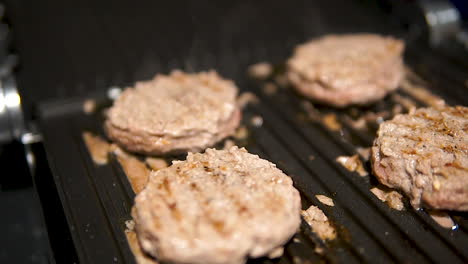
112, 146, 150, 194
428, 211, 457, 230
301, 206, 336, 241
82, 132, 110, 165
144, 157, 168, 171
336, 155, 368, 177
370, 186, 404, 211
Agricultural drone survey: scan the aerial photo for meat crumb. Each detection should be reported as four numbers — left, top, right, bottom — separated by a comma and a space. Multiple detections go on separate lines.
222, 139, 236, 150
343, 116, 367, 130
314, 246, 325, 255
267, 247, 284, 259
370, 186, 404, 211
262, 82, 278, 95
145, 157, 168, 171
336, 155, 368, 176
112, 146, 150, 194
308, 155, 315, 161
125, 220, 135, 231
250, 115, 263, 127
82, 132, 110, 165
356, 147, 371, 161
322, 113, 342, 131
234, 126, 249, 140
83, 99, 97, 114
301, 206, 336, 241
315, 195, 334, 206
247, 62, 273, 80
237, 92, 259, 109
428, 211, 457, 230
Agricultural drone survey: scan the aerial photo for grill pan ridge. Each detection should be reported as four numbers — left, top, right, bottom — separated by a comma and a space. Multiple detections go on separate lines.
21, 0, 468, 263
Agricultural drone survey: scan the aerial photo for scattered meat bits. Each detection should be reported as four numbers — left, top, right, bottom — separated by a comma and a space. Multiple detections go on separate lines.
223, 139, 236, 150
82, 132, 110, 165
301, 205, 336, 241
247, 62, 273, 80
356, 147, 371, 161
125, 220, 135, 231
237, 92, 259, 109
83, 99, 97, 114
370, 186, 404, 211
250, 115, 263, 127
315, 195, 334, 206
322, 113, 342, 131
336, 155, 368, 176
234, 126, 249, 140
343, 116, 368, 130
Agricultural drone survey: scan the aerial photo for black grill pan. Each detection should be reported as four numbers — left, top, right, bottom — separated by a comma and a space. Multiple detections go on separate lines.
10, 0, 466, 263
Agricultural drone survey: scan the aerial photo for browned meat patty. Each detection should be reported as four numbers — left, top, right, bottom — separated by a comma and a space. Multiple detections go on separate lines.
371, 106, 468, 211
105, 70, 241, 155
133, 147, 301, 264
287, 34, 404, 107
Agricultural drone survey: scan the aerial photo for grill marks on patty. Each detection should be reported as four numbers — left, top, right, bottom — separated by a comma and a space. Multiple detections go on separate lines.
133, 147, 301, 264
371, 106, 468, 211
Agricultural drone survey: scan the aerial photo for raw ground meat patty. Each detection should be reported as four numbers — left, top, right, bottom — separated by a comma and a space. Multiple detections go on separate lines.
132, 146, 301, 264
287, 34, 405, 107
105, 70, 241, 155
371, 106, 468, 211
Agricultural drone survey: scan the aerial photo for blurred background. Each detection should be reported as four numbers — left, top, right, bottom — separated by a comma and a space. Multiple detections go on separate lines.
0, 0, 466, 263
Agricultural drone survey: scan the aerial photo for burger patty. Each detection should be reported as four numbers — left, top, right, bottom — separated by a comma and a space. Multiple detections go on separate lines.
287, 34, 404, 107
371, 106, 468, 211
105, 70, 241, 155
133, 147, 301, 264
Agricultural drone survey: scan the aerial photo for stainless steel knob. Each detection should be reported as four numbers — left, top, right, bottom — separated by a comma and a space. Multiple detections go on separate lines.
419, 0, 461, 46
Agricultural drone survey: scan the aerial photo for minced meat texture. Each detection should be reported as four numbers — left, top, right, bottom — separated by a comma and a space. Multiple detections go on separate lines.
287, 34, 404, 107
133, 147, 301, 264
371, 106, 468, 211
105, 70, 241, 155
